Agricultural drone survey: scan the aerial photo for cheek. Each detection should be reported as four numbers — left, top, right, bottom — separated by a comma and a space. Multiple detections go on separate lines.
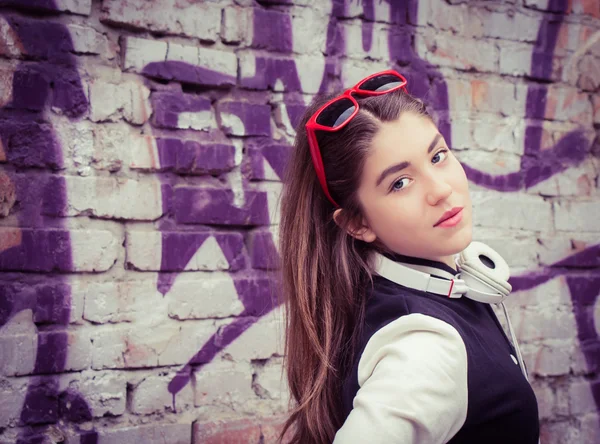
450, 158, 470, 191
368, 196, 421, 236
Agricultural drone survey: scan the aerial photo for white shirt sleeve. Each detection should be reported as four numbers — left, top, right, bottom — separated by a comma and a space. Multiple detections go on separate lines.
333, 314, 469, 444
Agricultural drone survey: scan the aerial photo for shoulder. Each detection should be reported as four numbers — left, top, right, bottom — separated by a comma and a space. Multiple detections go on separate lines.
335, 314, 469, 444
357, 313, 468, 386
341, 277, 470, 416
363, 276, 466, 337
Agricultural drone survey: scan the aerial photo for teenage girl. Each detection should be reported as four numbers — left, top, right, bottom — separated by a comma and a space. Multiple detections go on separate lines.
278, 71, 540, 444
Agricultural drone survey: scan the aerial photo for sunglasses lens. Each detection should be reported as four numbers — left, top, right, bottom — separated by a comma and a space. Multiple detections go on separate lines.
359, 74, 403, 92
316, 98, 356, 128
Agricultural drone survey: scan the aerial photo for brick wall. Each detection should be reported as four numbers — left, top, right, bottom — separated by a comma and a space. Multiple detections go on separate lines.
0, 0, 598, 443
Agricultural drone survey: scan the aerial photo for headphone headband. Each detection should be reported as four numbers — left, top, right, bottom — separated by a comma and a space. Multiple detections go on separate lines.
373, 242, 512, 304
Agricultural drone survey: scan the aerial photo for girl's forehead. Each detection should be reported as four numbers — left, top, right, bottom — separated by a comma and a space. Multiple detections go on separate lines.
369, 113, 439, 159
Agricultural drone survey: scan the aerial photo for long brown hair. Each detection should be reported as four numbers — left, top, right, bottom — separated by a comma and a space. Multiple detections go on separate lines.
278, 89, 432, 443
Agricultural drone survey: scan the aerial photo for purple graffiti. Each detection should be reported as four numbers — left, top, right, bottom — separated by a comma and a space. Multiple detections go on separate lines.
0, 1, 596, 442
132, 1, 600, 423
463, 0, 592, 191
0, 5, 96, 444
511, 243, 600, 411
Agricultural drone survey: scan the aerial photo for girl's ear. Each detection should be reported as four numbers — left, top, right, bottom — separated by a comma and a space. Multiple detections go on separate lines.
333, 208, 377, 243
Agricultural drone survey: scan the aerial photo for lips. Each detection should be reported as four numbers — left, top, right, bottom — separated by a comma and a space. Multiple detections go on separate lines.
435, 207, 463, 227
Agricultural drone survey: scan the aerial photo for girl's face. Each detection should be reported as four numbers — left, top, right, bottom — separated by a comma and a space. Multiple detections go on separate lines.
355, 112, 473, 267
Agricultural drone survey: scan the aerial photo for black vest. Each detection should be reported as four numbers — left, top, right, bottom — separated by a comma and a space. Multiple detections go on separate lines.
340, 257, 540, 444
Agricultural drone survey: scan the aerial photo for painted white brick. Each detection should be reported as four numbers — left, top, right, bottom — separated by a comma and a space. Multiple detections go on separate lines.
471, 119, 521, 154
198, 46, 238, 77
91, 325, 130, 370
70, 229, 119, 272
51, 118, 95, 175
525, 341, 573, 377
554, 201, 600, 232
532, 158, 598, 198
442, 77, 526, 119
504, 276, 572, 310
343, 0, 389, 21
75, 279, 168, 325
91, 320, 215, 369
481, 9, 540, 42
416, 30, 498, 72
125, 230, 163, 270
546, 85, 594, 126
64, 328, 93, 372
92, 423, 191, 444
222, 7, 251, 44
0, 376, 28, 427
219, 308, 284, 361
540, 419, 582, 444
580, 413, 600, 444
0, 310, 37, 376
126, 232, 233, 272
55, 0, 91, 15
253, 358, 289, 406
443, 78, 472, 113
157, 320, 216, 366
499, 41, 533, 77
122, 36, 168, 72
570, 344, 592, 376
471, 191, 553, 232
0, 310, 91, 376
555, 383, 570, 417
59, 370, 126, 417
536, 236, 575, 266
341, 58, 390, 90
168, 273, 244, 320
470, 80, 524, 117
341, 21, 401, 61
63, 176, 163, 221
523, 0, 551, 10
446, 118, 473, 150
93, 122, 147, 172
67, 24, 112, 57
569, 379, 598, 415
177, 109, 217, 131
128, 134, 160, 171
514, 307, 578, 342
291, 7, 329, 55
419, 0, 483, 37
130, 372, 194, 415
102, 0, 220, 41
166, 42, 200, 65
455, 150, 522, 176
531, 380, 554, 419
193, 360, 255, 407
593, 93, 600, 125
473, 230, 538, 268
89, 79, 151, 124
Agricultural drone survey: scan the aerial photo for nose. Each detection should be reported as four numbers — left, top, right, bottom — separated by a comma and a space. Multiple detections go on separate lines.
425, 175, 453, 206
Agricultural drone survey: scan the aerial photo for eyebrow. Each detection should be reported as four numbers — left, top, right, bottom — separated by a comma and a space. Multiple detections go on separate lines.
375, 133, 443, 187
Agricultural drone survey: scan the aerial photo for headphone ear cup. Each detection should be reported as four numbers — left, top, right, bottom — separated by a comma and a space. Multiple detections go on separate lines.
457, 242, 512, 297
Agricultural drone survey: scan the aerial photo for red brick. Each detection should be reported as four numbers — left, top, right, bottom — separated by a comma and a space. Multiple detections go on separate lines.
193, 418, 261, 444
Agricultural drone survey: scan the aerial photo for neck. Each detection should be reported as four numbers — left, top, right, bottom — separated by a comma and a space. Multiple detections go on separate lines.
438, 255, 458, 272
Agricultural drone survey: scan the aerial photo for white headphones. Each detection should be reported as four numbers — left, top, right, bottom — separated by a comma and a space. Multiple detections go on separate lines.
374, 241, 529, 382
373, 241, 512, 304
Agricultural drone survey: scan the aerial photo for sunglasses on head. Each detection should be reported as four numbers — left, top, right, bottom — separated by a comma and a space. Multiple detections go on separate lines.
306, 70, 408, 208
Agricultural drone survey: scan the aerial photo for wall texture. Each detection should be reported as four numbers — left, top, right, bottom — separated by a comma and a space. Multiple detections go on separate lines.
0, 0, 598, 443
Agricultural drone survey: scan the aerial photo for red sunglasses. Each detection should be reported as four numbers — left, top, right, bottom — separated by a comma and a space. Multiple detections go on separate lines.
306, 70, 408, 208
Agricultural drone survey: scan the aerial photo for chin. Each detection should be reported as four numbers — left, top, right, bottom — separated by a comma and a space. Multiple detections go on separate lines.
444, 226, 473, 256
